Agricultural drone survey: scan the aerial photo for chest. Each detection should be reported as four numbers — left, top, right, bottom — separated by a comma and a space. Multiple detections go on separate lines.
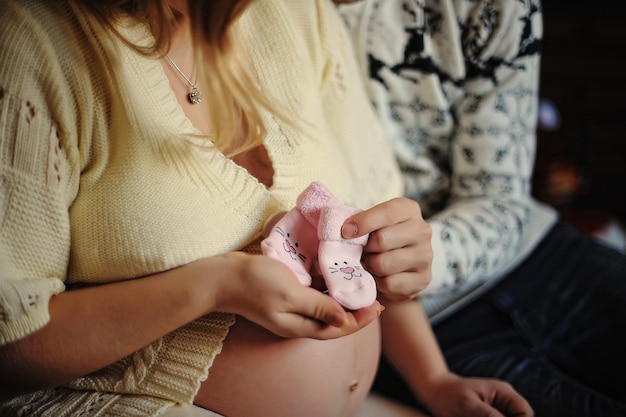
66, 108, 368, 285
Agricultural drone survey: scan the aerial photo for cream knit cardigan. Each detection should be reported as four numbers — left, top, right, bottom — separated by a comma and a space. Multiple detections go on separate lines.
0, 0, 403, 415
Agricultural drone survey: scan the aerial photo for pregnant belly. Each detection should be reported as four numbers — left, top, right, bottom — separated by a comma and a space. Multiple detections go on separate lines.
194, 316, 381, 417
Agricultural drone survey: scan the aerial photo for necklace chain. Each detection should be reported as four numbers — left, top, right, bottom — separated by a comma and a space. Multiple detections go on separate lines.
165, 54, 203, 104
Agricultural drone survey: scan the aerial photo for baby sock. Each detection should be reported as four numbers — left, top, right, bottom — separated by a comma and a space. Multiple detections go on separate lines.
261, 209, 318, 286
261, 182, 340, 286
317, 205, 376, 310
296, 181, 342, 226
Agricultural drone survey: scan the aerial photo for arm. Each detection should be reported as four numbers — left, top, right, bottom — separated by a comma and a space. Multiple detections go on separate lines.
0, 260, 223, 399
379, 299, 447, 397
381, 299, 533, 417
344, 199, 532, 416
426, 0, 543, 293
338, 0, 543, 294
0, 250, 383, 401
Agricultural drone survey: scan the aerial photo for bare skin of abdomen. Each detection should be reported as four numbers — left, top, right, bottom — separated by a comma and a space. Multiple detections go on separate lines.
195, 316, 381, 417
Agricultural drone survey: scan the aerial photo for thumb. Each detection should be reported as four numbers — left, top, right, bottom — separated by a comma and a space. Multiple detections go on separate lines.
297, 288, 383, 333
298, 287, 348, 327
306, 288, 383, 329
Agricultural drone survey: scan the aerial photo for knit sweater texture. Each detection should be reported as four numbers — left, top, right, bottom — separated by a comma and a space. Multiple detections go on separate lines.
339, 0, 557, 322
0, 0, 403, 415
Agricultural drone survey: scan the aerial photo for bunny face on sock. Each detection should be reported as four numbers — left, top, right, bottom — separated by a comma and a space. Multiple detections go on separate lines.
327, 260, 365, 281
273, 225, 316, 264
261, 182, 377, 310
317, 238, 376, 311
261, 210, 319, 286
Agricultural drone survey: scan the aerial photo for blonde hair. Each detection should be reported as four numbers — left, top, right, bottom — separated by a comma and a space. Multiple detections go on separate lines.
72, 0, 274, 156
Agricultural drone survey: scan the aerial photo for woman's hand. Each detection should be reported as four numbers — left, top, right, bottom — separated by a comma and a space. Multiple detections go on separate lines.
341, 198, 433, 301
208, 252, 383, 339
417, 373, 534, 417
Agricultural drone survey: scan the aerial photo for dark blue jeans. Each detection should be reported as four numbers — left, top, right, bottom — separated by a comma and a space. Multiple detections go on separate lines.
374, 221, 626, 417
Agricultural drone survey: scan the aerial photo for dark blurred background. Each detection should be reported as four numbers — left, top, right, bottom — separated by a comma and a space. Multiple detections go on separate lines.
532, 0, 626, 248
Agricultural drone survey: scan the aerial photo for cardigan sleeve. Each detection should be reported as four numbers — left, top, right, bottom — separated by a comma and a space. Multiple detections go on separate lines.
0, 2, 77, 345
339, 0, 543, 294
0, 88, 70, 345
424, 0, 543, 294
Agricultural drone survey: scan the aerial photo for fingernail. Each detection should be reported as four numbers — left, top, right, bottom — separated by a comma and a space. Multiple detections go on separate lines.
342, 222, 358, 238
377, 305, 385, 317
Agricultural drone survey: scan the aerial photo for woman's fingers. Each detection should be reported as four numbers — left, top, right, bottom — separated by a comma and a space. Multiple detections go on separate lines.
272, 289, 383, 339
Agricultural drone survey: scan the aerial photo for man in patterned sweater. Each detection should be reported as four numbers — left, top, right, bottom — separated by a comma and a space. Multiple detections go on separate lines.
339, 1, 626, 416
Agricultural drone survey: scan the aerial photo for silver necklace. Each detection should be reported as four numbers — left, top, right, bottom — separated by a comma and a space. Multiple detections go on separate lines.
165, 54, 203, 104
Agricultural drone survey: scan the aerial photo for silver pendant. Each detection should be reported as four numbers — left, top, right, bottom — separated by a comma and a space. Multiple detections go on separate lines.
188, 87, 202, 104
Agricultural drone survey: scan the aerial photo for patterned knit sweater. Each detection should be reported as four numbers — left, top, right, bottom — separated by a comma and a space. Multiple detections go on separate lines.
0, 0, 403, 415
339, 0, 557, 320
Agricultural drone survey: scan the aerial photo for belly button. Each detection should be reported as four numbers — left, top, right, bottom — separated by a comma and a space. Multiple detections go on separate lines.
349, 380, 359, 392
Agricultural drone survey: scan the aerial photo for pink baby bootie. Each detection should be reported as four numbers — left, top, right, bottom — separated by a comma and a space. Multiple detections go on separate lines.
317, 205, 376, 310
261, 210, 318, 286
261, 182, 340, 286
